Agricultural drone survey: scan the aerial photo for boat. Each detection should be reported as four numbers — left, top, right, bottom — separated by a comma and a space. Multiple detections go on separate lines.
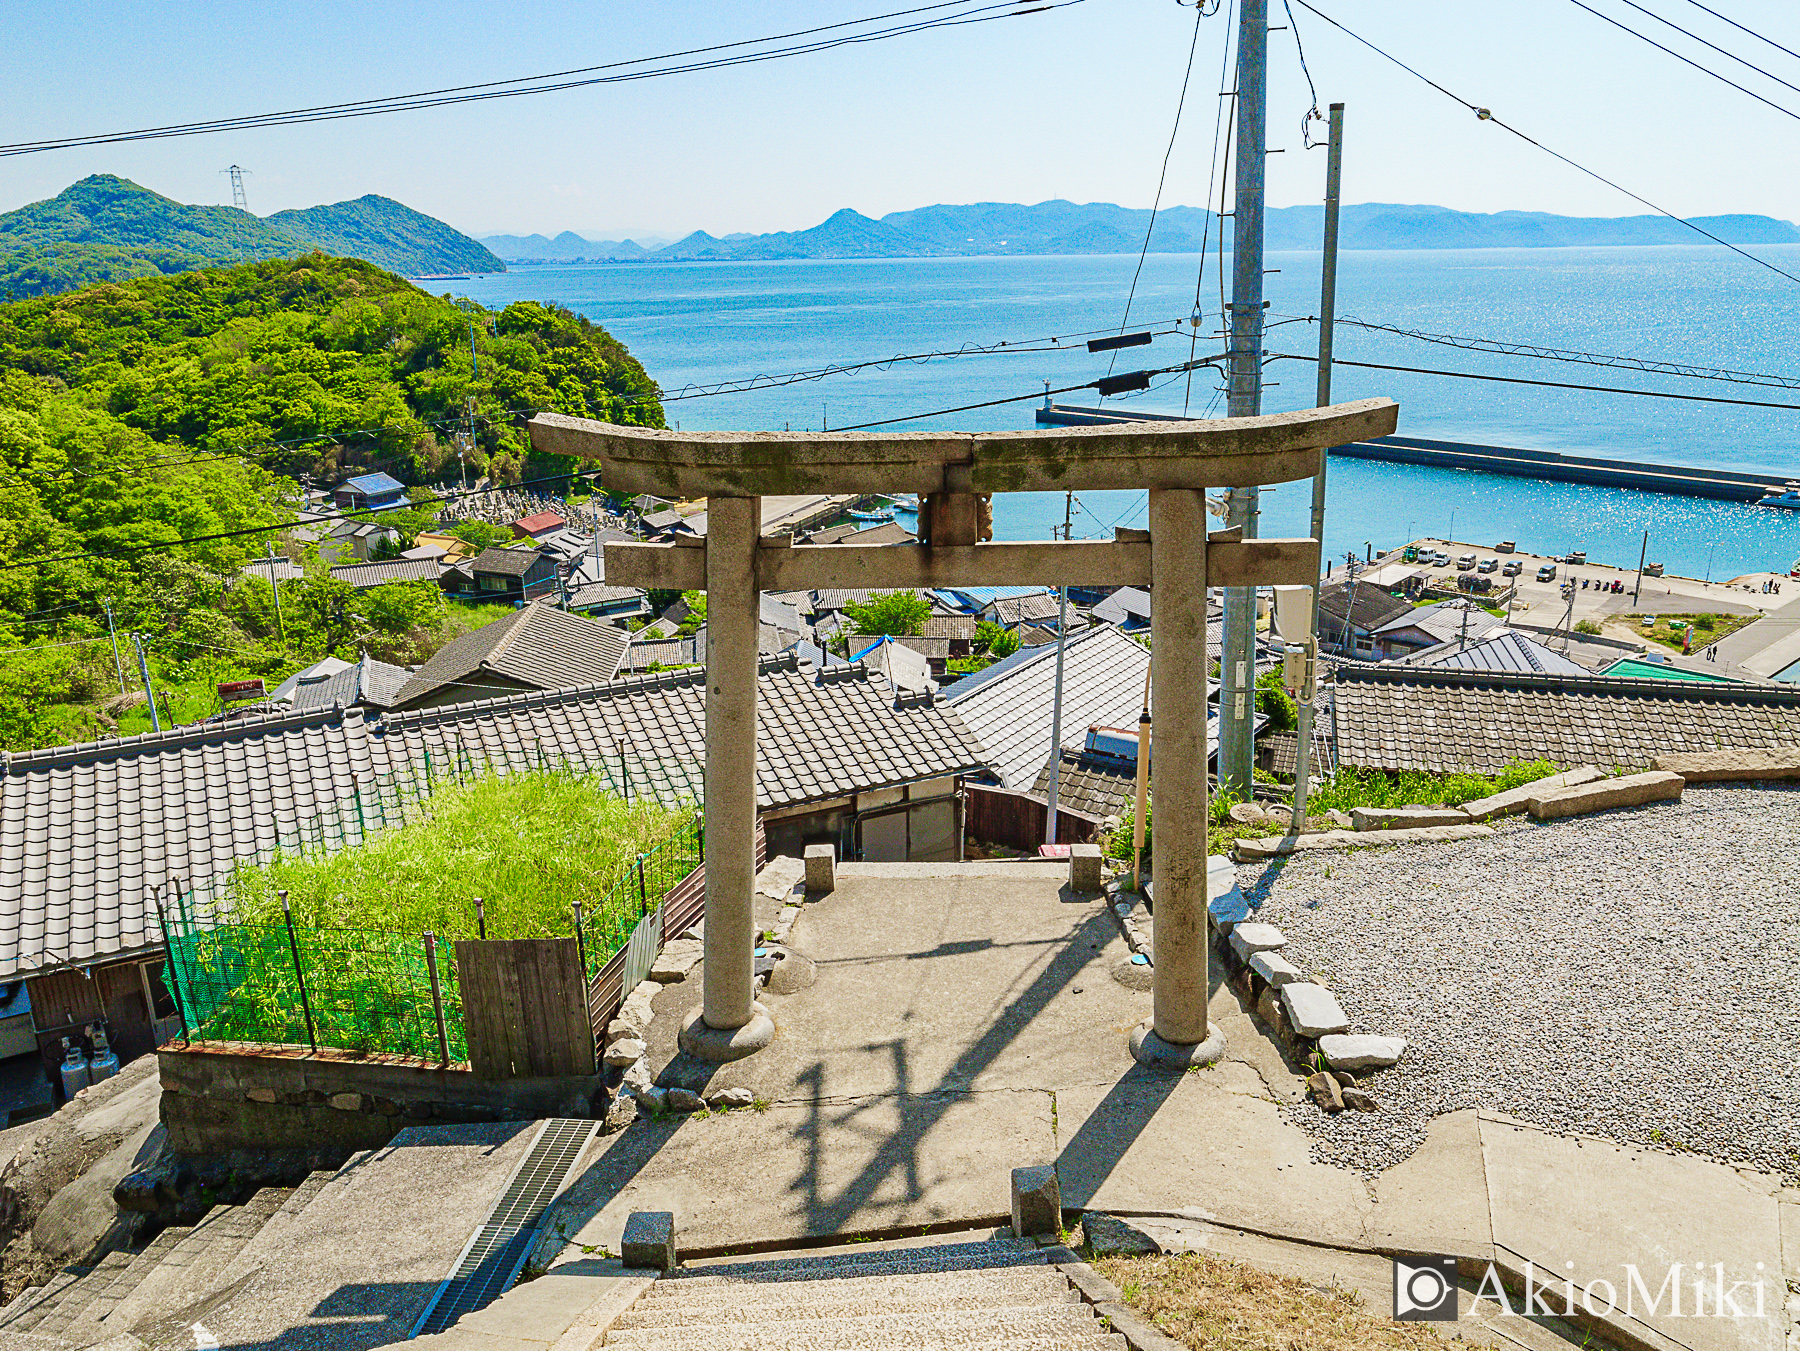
846, 506, 895, 522
1757, 482, 1800, 509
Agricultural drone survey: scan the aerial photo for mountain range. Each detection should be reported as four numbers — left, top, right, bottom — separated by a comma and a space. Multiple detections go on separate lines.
0, 176, 504, 299
481, 200, 1800, 263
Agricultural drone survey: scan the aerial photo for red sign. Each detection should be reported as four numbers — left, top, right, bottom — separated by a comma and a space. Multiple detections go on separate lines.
217, 678, 267, 703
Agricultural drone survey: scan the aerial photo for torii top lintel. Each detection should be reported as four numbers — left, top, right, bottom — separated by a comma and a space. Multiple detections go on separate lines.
528, 398, 1398, 498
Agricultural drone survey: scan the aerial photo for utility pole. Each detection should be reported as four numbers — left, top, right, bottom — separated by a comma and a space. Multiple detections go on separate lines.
1632, 529, 1649, 605
1044, 492, 1073, 846
221, 165, 251, 211
266, 541, 287, 649
132, 633, 161, 733
1219, 0, 1269, 801
102, 599, 126, 695
1288, 102, 1342, 835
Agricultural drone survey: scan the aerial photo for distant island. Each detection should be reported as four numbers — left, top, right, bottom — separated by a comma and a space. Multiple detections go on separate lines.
482, 200, 1800, 264
0, 176, 505, 299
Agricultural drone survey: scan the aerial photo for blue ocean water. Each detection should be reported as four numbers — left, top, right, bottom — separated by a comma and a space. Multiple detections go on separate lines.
451, 247, 1800, 580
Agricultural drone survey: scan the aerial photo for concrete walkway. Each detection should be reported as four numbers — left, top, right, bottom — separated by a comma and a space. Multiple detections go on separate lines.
538, 863, 1797, 1351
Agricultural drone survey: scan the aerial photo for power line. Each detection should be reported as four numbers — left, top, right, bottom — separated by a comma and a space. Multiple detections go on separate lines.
1289, 0, 1800, 288
1267, 350, 1800, 409
1610, 0, 1800, 95
1186, 0, 1237, 415
1678, 0, 1800, 65
1565, 0, 1800, 121
0, 1, 1079, 157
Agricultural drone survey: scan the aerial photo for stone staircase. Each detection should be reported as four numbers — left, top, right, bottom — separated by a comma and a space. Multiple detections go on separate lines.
605, 1237, 1126, 1351
0, 1170, 337, 1348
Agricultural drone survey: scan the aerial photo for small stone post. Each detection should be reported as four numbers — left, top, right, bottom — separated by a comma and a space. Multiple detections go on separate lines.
804, 843, 835, 894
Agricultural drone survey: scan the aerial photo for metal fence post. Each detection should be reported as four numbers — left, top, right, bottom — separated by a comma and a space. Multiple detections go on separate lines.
572, 903, 587, 974
280, 890, 318, 1052
636, 854, 647, 915
423, 932, 450, 1067
151, 886, 192, 1045
475, 896, 487, 941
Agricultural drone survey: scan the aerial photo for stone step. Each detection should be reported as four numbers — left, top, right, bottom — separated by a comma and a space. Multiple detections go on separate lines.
101, 1205, 268, 1333
57, 1224, 195, 1342
192, 1170, 343, 1309
632, 1267, 1073, 1322
28, 1252, 133, 1338
275, 1170, 337, 1219
0, 1265, 90, 1332
622, 1288, 1079, 1330
663, 1239, 1043, 1288
605, 1303, 1104, 1351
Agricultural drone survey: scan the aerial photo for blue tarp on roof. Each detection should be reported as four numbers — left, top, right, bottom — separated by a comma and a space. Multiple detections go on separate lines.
930, 585, 1050, 612
342, 472, 406, 496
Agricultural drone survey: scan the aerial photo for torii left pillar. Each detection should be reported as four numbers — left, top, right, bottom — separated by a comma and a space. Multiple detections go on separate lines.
678, 494, 775, 1061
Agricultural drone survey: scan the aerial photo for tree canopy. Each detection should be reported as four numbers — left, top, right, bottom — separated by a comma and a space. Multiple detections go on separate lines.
844, 590, 931, 636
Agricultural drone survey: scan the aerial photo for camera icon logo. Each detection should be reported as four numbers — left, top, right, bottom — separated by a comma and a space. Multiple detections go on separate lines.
1392, 1256, 1458, 1321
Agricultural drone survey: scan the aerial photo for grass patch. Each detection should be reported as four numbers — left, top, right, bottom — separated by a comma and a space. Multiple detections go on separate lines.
217, 769, 689, 936
1094, 1252, 1443, 1350
1629, 612, 1758, 653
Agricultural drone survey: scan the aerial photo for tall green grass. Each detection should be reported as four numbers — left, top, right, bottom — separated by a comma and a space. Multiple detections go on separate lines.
215, 769, 690, 938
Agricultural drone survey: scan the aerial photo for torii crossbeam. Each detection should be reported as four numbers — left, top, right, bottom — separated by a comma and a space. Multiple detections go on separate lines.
530, 398, 1398, 1066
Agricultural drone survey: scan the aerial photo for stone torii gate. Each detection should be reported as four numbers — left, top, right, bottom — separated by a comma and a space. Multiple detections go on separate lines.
530, 398, 1397, 1067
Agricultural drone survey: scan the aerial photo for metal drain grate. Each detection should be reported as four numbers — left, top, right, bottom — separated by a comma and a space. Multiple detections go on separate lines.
411, 1118, 596, 1337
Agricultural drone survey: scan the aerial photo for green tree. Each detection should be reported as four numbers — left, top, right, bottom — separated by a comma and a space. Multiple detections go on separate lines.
450, 520, 512, 550
843, 590, 930, 636
676, 591, 707, 634
1254, 669, 1297, 732
989, 627, 1021, 659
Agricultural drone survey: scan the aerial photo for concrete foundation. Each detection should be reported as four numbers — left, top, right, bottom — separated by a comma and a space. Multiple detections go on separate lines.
157, 1043, 603, 1156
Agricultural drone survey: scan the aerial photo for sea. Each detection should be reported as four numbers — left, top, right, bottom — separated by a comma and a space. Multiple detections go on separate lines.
449, 246, 1800, 581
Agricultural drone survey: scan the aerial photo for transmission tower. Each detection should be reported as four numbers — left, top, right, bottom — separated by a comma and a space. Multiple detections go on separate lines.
221, 165, 251, 210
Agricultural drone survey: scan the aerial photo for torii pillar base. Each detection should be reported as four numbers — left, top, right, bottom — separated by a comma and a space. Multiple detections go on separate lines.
679, 1003, 775, 1063
1130, 1019, 1227, 1070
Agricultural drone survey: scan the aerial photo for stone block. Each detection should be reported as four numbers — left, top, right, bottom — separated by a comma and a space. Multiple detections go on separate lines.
1081, 1212, 1160, 1257
1280, 983, 1350, 1038
648, 938, 704, 983
1011, 1164, 1061, 1239
245, 1087, 279, 1104
1351, 805, 1472, 831
1234, 823, 1495, 859
705, 1087, 755, 1109
1248, 950, 1304, 987
1207, 888, 1251, 933
1461, 765, 1603, 821
1317, 1033, 1407, 1071
1206, 855, 1237, 900
620, 1210, 676, 1271
327, 1092, 363, 1111
1526, 769, 1683, 821
1069, 843, 1103, 893
1652, 749, 1800, 783
665, 1088, 705, 1113
604, 1038, 646, 1068
804, 842, 836, 894
1227, 921, 1286, 957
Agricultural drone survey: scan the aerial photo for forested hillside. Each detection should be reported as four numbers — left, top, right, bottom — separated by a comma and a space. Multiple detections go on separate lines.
0, 254, 662, 748
0, 177, 504, 299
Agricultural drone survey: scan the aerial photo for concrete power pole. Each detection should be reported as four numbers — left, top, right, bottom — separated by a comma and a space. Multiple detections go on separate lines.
1288, 102, 1343, 834
1218, 0, 1269, 801
1044, 492, 1073, 846
133, 633, 161, 734
266, 541, 287, 649
102, 599, 127, 695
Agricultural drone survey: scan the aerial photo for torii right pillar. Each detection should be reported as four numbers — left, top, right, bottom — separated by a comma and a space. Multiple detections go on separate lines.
1132, 487, 1226, 1067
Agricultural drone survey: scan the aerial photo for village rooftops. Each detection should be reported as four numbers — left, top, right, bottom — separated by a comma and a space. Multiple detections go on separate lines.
388, 600, 630, 710
511, 510, 567, 538
466, 546, 544, 578
328, 557, 442, 590
1399, 627, 1590, 677
1330, 661, 1800, 775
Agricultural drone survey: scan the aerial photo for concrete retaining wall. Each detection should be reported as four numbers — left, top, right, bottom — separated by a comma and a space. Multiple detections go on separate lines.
159, 1042, 604, 1157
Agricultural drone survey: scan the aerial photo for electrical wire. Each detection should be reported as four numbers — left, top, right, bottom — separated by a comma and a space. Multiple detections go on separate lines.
1280, 0, 1326, 146
1610, 0, 1800, 95
0, 1, 1080, 157
1187, 0, 1237, 416
1104, 0, 1209, 389
1678, 0, 1800, 64
1266, 350, 1800, 409
1289, 0, 1800, 288
1565, 0, 1800, 121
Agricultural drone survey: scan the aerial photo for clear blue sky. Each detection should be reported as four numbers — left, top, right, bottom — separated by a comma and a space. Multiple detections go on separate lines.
2, 1, 1795, 240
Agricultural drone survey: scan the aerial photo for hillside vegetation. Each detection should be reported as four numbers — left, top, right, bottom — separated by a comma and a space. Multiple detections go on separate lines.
0, 254, 662, 749
0, 176, 504, 299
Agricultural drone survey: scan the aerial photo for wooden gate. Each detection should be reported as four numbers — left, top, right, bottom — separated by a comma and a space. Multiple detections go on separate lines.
454, 937, 597, 1080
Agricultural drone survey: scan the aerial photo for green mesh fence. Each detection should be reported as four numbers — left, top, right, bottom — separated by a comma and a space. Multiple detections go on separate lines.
575, 815, 705, 978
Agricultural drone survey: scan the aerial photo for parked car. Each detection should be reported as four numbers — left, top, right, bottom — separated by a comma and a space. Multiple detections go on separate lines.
1457, 553, 1477, 570
1477, 557, 1498, 573
1537, 564, 1558, 582
1502, 560, 1523, 576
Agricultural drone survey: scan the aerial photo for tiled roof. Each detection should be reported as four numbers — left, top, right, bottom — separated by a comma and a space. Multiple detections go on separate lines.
1331, 664, 1800, 774
341, 471, 405, 495
944, 625, 1150, 789
0, 707, 381, 979
469, 546, 542, 578
892, 636, 952, 659
380, 653, 990, 814
390, 601, 630, 708
1376, 599, 1506, 645
620, 633, 704, 670
328, 557, 441, 589
803, 520, 916, 546
512, 511, 566, 536
1317, 579, 1413, 634
1257, 729, 1331, 778
568, 582, 647, 612
933, 585, 1049, 612
989, 592, 1064, 626
1029, 750, 1133, 822
920, 614, 976, 641
812, 589, 898, 612
277, 655, 412, 712
239, 557, 302, 584
1091, 587, 1152, 626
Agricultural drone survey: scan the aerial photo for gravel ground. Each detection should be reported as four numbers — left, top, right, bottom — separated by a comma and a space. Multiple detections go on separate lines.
1240, 783, 1800, 1181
